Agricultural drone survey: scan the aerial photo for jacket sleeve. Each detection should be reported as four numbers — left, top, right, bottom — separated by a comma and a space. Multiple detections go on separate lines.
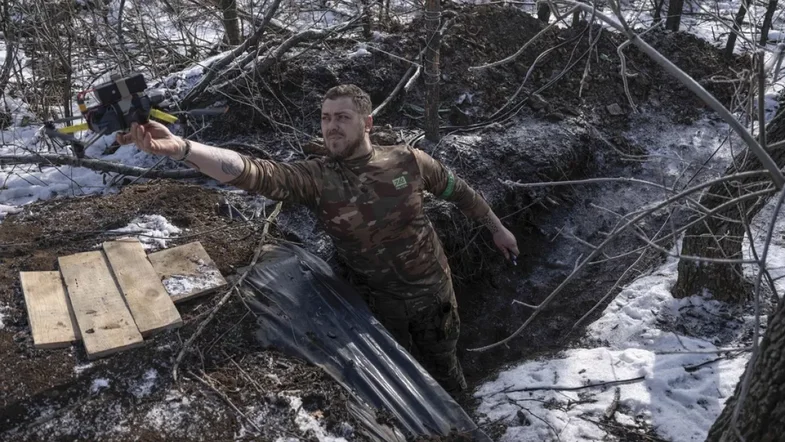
227, 155, 322, 208
411, 147, 491, 220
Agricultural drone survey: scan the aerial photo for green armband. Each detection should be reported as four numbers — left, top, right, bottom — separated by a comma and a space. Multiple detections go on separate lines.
439, 173, 455, 199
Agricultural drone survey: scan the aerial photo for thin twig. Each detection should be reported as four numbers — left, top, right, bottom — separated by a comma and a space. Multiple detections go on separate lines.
188, 370, 263, 435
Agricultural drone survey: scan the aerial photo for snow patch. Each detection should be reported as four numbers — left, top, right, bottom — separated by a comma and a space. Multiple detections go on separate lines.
107, 215, 182, 250
348, 45, 371, 59
161, 262, 224, 298
0, 303, 9, 329
130, 369, 158, 398
143, 390, 192, 431
74, 363, 94, 375
90, 378, 110, 393
282, 395, 348, 442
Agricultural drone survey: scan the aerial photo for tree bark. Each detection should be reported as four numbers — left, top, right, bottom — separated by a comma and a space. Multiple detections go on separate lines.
0, 154, 202, 178
705, 296, 785, 441
653, 0, 666, 22
760, 0, 779, 46
725, 0, 750, 59
665, 0, 684, 31
218, 0, 241, 45
537, 1, 551, 23
672, 107, 785, 302
424, 0, 441, 142
0, 0, 15, 96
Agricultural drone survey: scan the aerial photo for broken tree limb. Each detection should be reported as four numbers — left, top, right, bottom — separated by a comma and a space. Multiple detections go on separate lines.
373, 13, 457, 117
484, 375, 646, 396
551, 0, 785, 189
0, 154, 202, 179
180, 0, 284, 108
173, 201, 282, 382
215, 17, 361, 95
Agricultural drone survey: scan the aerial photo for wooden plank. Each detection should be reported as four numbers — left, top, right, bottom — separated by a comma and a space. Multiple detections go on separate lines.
103, 239, 183, 337
147, 242, 228, 303
58, 251, 143, 359
19, 271, 79, 349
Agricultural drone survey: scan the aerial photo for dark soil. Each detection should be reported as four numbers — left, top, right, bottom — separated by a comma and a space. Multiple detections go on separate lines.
201, 4, 749, 138
0, 182, 375, 440
0, 3, 750, 441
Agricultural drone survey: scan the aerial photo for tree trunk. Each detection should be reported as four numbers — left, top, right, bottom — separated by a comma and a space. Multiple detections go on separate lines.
360, 0, 372, 39
760, 0, 779, 46
0, 0, 15, 95
219, 0, 241, 45
665, 0, 684, 31
424, 0, 440, 142
705, 296, 785, 441
672, 102, 785, 302
725, 0, 750, 58
537, 1, 551, 23
653, 0, 666, 22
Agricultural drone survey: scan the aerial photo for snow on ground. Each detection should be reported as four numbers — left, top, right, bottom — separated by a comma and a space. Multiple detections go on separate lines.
473, 239, 770, 441
130, 369, 159, 399
0, 303, 9, 329
90, 378, 111, 394
280, 395, 350, 442
0, 129, 171, 220
473, 109, 785, 441
106, 214, 182, 250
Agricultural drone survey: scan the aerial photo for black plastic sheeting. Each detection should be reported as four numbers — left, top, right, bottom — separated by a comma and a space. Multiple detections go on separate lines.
239, 243, 491, 441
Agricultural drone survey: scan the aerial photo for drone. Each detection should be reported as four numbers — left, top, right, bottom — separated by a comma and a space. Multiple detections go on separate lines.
44, 72, 226, 158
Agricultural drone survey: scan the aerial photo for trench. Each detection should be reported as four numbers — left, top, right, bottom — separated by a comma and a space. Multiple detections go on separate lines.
442, 110, 736, 398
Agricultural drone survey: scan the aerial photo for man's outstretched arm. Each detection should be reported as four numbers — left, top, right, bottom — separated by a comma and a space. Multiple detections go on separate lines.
117, 121, 245, 183
412, 148, 520, 260
118, 121, 321, 206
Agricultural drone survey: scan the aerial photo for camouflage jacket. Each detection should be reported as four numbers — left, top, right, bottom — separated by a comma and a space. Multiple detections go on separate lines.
228, 145, 491, 299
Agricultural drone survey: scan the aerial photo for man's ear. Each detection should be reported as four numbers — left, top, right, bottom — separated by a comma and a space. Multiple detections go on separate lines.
364, 115, 373, 133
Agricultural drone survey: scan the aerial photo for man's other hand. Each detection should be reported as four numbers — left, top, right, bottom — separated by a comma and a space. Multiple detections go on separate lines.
116, 121, 185, 158
493, 226, 519, 261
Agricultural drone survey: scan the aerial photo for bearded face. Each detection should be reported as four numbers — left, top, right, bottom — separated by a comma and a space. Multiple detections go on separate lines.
321, 97, 370, 159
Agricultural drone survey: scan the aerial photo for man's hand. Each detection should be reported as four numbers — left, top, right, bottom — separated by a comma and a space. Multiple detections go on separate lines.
481, 210, 520, 261
116, 121, 185, 158
493, 226, 519, 261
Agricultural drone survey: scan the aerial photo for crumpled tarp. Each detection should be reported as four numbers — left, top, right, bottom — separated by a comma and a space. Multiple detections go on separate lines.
239, 243, 491, 441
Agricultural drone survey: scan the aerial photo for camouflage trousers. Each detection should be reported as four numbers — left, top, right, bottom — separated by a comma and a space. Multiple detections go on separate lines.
366, 281, 467, 394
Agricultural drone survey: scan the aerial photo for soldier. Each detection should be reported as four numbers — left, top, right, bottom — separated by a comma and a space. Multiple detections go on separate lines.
117, 84, 519, 393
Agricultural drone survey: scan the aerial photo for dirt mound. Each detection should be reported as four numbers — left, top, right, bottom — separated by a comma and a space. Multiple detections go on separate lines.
205, 4, 748, 137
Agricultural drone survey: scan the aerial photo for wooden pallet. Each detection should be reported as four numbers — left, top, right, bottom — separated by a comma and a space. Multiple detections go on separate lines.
19, 240, 224, 359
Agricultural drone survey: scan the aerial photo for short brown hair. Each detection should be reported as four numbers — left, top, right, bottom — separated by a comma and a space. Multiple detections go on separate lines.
323, 84, 372, 117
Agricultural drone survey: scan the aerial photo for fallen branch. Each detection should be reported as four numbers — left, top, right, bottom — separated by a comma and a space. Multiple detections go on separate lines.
656, 346, 752, 355
487, 375, 645, 396
373, 14, 457, 117
216, 17, 361, 94
0, 154, 202, 179
173, 201, 283, 382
